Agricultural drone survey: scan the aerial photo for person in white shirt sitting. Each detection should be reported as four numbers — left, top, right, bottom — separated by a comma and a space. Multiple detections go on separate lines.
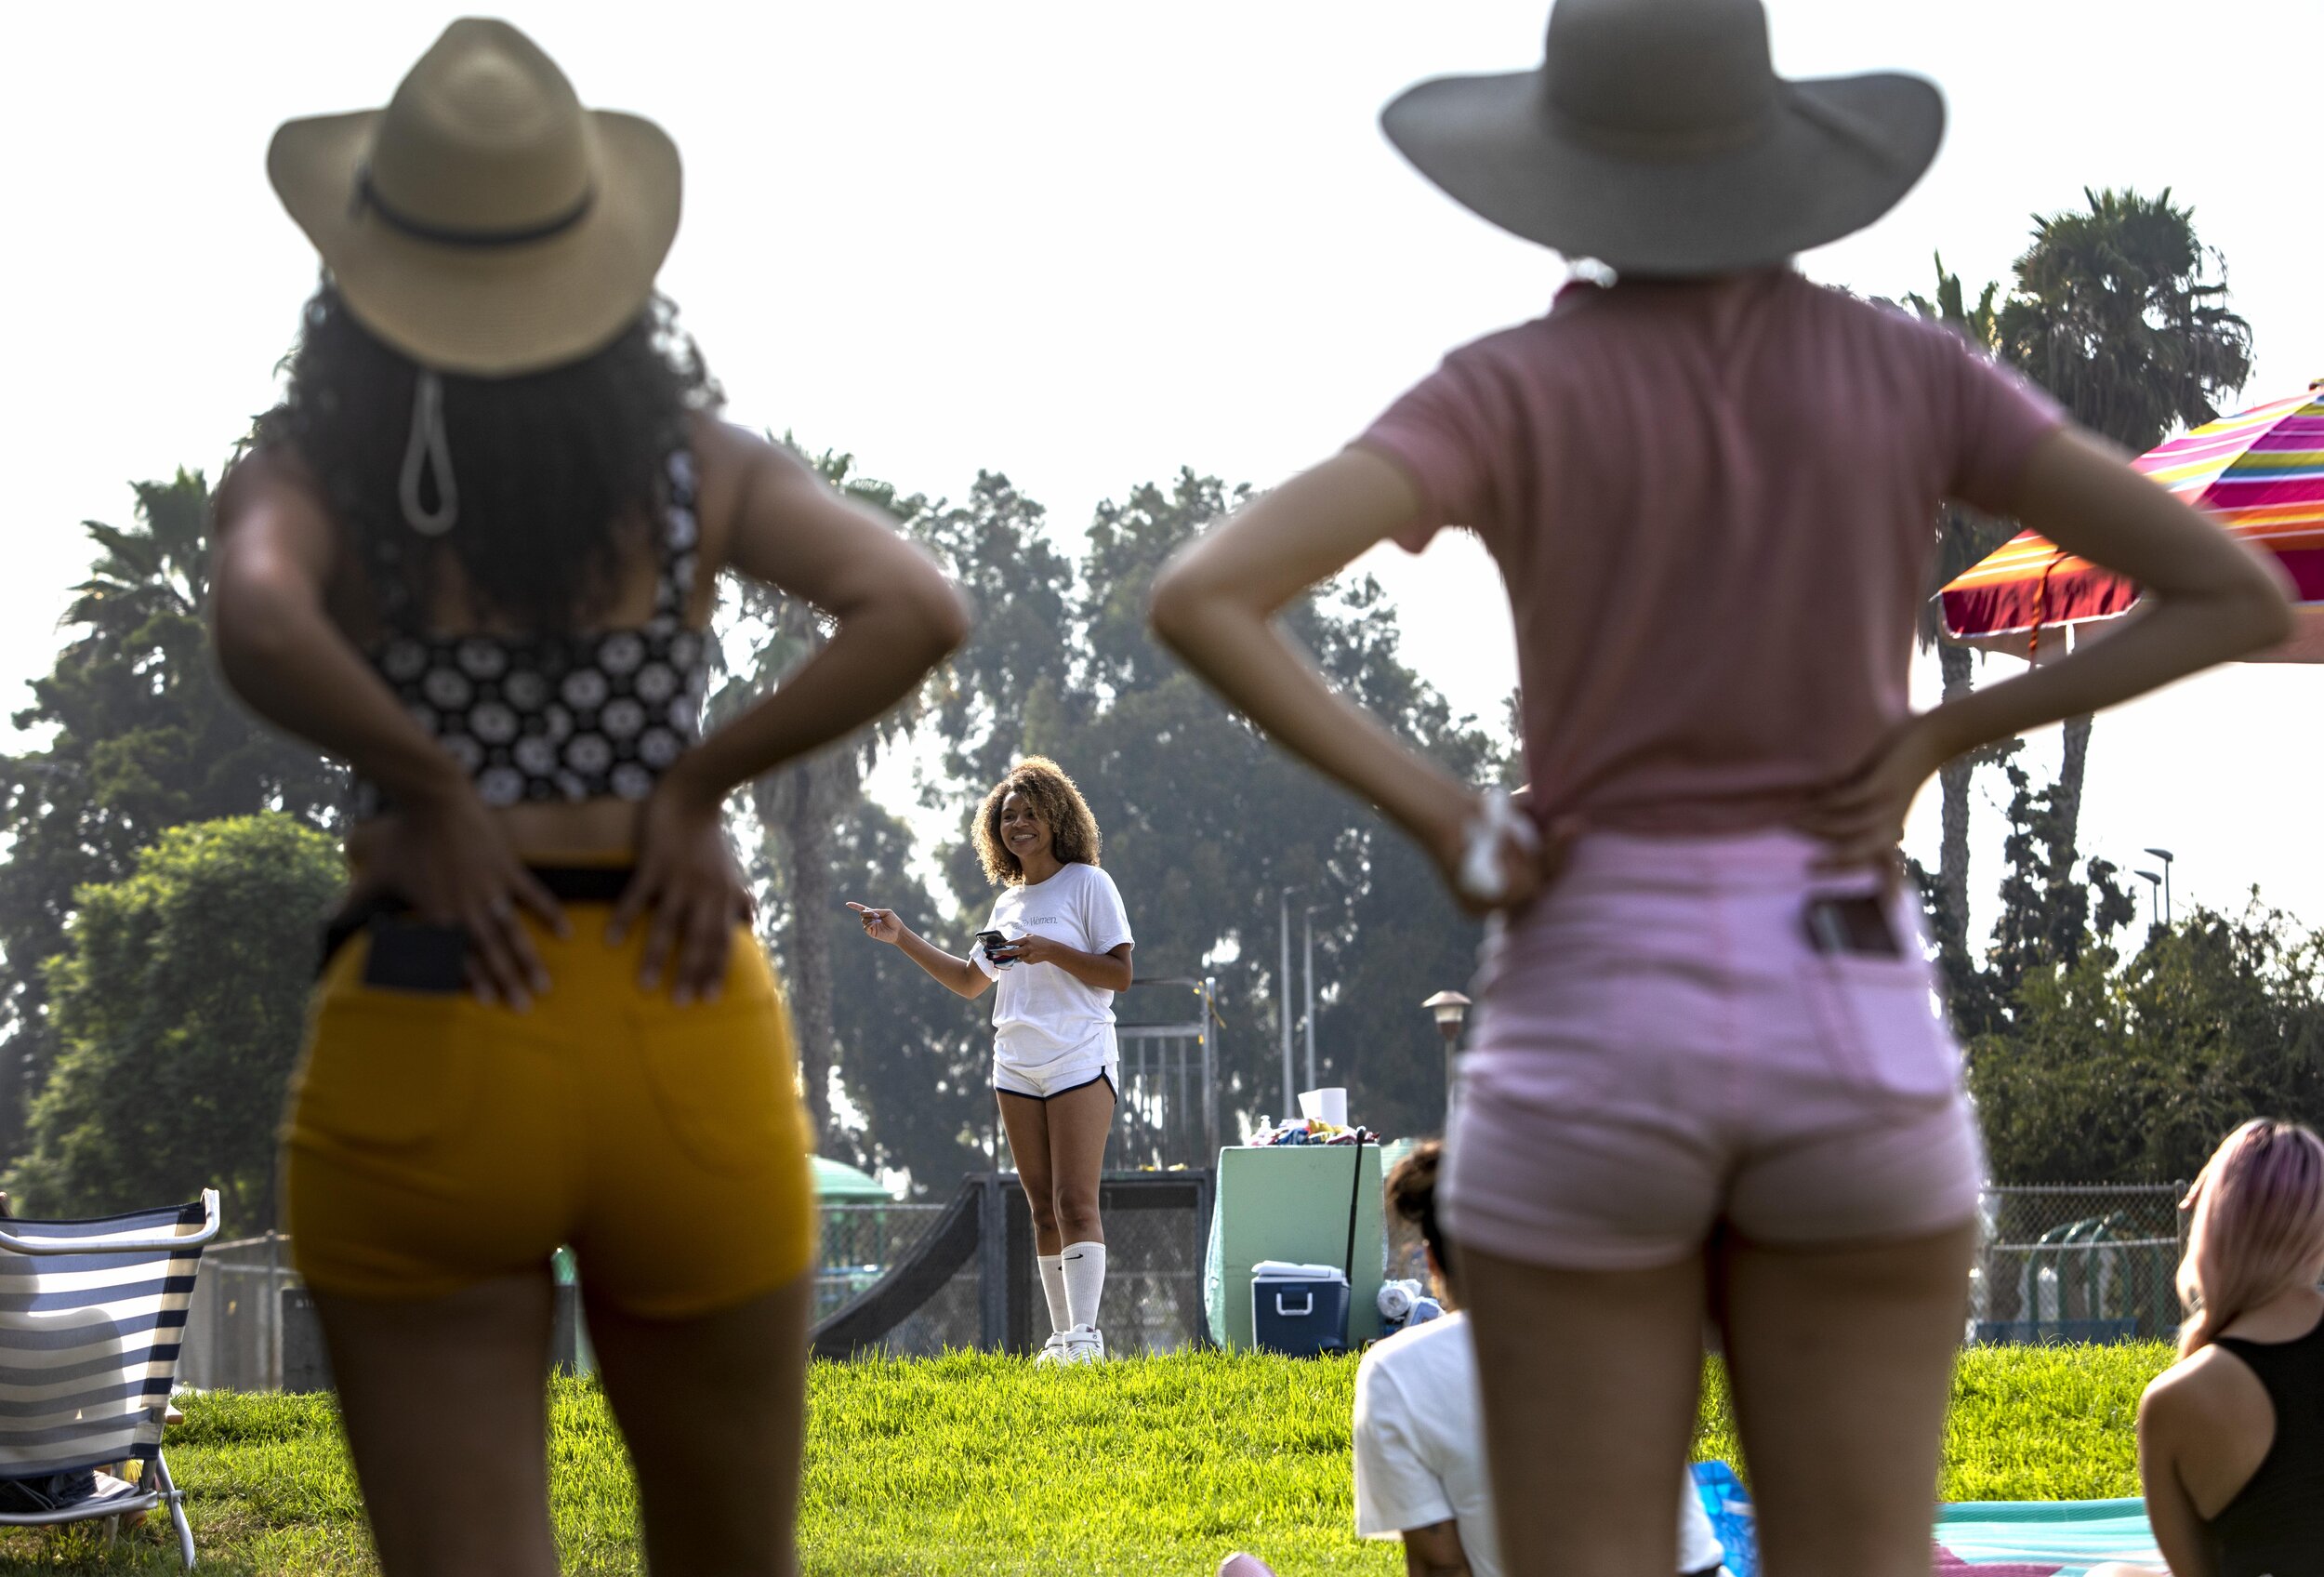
1350, 1141, 1729, 1577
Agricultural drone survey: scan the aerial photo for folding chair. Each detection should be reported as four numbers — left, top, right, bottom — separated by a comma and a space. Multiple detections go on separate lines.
0, 1190, 221, 1569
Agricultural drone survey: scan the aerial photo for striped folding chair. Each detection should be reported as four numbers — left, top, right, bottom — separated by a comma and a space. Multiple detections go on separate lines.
0, 1190, 221, 1569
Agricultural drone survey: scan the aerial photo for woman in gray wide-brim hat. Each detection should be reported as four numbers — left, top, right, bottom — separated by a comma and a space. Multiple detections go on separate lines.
1154, 2, 2291, 1575
211, 19, 967, 1576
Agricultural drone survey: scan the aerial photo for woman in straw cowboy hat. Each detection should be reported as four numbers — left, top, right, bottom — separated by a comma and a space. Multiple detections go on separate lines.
211, 19, 966, 1575
1153, 0, 2291, 1572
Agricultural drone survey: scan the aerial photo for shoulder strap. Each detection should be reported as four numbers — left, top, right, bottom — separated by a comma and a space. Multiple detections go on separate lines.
654, 446, 700, 618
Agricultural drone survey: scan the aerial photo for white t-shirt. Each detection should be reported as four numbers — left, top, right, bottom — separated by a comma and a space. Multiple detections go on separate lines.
1353, 1313, 1726, 1577
974, 862, 1134, 1077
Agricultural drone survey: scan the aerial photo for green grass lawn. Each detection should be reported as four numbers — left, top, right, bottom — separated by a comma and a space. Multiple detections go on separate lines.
0, 1345, 2172, 1575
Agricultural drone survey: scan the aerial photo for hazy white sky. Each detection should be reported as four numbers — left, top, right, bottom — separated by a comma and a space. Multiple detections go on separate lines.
5, 1, 2319, 936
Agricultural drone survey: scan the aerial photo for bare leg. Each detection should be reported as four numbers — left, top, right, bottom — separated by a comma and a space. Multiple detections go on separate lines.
585, 1272, 812, 1577
1044, 1076, 1116, 1247
312, 1273, 561, 1577
1720, 1223, 1976, 1577
1461, 1246, 1707, 1577
997, 1092, 1061, 1254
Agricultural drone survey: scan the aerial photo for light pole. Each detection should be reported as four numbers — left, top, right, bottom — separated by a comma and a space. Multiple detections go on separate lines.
1278, 887, 1299, 1117
1301, 905, 1321, 1093
2143, 848, 2174, 927
1422, 990, 1471, 1125
2136, 869, 2162, 929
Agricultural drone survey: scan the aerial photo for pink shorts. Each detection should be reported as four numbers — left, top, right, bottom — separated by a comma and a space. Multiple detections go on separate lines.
1442, 829, 1984, 1270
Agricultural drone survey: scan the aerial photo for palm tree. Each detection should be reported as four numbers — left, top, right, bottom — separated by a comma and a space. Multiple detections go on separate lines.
1994, 188, 2253, 863
713, 446, 928, 1153
1906, 259, 2018, 960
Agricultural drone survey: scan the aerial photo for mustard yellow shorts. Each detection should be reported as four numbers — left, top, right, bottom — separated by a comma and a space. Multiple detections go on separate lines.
285, 882, 816, 1319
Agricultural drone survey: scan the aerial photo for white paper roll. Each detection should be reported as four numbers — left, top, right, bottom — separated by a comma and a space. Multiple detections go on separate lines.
1297, 1087, 1348, 1126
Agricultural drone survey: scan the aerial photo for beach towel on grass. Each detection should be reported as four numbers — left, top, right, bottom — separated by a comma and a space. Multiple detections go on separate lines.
1934, 1499, 2161, 1575
1690, 1466, 2162, 1577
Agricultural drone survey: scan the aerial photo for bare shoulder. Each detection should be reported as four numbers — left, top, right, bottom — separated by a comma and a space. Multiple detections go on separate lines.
685, 410, 835, 503
682, 414, 795, 576
210, 444, 341, 587
686, 413, 785, 481
2142, 1345, 2266, 1440
214, 444, 331, 534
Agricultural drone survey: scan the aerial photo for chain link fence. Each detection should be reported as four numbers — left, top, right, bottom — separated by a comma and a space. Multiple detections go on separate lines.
1970, 1184, 2187, 1345
178, 1233, 295, 1393
813, 1174, 1213, 1358
172, 1179, 2196, 1386
816, 1203, 949, 1326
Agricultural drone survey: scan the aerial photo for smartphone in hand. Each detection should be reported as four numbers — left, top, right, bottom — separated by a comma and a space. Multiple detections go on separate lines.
974, 929, 1014, 968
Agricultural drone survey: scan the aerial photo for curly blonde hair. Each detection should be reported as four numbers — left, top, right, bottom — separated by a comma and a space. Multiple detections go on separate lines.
973, 757, 1103, 885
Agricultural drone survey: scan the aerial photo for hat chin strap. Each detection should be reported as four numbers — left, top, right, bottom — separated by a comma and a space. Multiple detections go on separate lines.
398, 370, 458, 537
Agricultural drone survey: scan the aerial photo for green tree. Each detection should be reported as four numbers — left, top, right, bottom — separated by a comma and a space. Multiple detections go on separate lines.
5, 815, 343, 1228
0, 475, 342, 1161
1970, 899, 2324, 1184
755, 460, 1511, 1190
821, 799, 999, 1190
1996, 188, 2254, 864
1904, 258, 2022, 969
927, 470, 1509, 1147
716, 444, 939, 1152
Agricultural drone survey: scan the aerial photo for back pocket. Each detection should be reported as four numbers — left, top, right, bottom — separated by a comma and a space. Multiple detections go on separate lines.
1797, 950, 1962, 1103
635, 998, 802, 1176
295, 988, 482, 1151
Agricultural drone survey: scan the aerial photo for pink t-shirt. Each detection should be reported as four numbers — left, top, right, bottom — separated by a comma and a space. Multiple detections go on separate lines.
1356, 269, 2064, 834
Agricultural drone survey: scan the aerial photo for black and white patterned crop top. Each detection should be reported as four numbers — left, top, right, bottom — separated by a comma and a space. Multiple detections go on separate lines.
351, 449, 711, 819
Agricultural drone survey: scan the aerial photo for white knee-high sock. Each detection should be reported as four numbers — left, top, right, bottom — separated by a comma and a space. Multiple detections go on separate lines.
1061, 1240, 1106, 1330
1037, 1253, 1070, 1332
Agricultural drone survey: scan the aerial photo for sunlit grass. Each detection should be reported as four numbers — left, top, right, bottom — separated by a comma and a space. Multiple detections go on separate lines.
0, 1344, 2172, 1574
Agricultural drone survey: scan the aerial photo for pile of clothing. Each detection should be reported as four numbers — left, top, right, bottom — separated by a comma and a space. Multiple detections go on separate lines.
1246, 1116, 1377, 1146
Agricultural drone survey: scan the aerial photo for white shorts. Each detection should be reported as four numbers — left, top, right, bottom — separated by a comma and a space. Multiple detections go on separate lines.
993, 1056, 1118, 1101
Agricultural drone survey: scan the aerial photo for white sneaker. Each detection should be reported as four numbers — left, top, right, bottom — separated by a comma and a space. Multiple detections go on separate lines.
1033, 1330, 1072, 1367
1061, 1323, 1106, 1364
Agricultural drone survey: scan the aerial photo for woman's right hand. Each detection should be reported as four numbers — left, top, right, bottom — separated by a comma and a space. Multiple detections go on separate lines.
1419, 791, 1570, 918
350, 787, 566, 1009
847, 902, 904, 945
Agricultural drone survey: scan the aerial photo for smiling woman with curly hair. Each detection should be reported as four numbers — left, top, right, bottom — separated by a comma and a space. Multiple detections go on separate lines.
973, 758, 1103, 882
851, 756, 1134, 1365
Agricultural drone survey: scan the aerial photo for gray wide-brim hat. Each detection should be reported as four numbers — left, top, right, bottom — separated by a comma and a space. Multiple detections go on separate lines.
269, 17, 680, 377
1383, 0, 1943, 275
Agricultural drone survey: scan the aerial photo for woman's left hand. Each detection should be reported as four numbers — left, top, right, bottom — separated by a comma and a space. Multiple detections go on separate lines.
1419, 791, 1569, 918
610, 768, 755, 1005
993, 932, 1063, 967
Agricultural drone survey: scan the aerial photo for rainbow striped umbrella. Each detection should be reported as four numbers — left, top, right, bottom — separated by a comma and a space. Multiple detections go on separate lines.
1941, 379, 2324, 662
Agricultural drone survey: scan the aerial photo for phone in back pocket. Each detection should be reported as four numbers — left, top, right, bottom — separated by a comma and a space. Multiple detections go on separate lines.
362, 916, 469, 993
1802, 894, 1902, 959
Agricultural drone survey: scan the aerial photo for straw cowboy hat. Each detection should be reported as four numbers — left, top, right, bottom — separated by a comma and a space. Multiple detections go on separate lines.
268, 18, 680, 377
1382, 0, 1943, 274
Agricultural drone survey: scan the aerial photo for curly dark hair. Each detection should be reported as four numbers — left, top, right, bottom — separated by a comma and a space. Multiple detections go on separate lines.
250, 280, 721, 634
973, 757, 1103, 885
1386, 1139, 1453, 1279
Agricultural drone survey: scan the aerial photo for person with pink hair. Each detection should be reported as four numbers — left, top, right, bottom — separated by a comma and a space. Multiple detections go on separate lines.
2089, 1120, 2324, 1577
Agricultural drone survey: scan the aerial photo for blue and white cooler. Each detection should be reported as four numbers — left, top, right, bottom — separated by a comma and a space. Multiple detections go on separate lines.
1250, 1259, 1352, 1357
